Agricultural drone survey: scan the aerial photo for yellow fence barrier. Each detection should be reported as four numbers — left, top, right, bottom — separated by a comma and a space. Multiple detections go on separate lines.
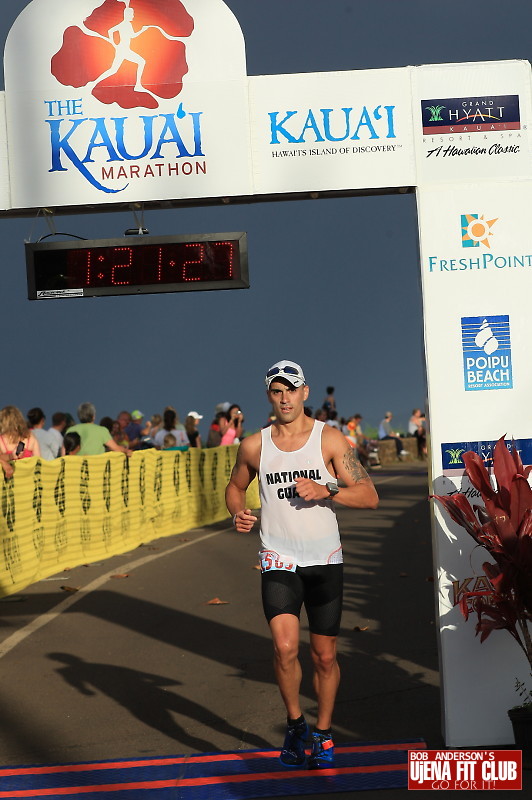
0, 446, 259, 598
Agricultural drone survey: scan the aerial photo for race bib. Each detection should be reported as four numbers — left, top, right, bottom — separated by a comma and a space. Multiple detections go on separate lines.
259, 551, 297, 573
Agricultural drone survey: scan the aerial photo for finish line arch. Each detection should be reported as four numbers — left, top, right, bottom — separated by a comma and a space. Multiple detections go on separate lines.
2, 0, 532, 748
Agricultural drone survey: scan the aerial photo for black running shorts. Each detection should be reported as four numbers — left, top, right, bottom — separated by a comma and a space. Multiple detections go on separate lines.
261, 564, 343, 636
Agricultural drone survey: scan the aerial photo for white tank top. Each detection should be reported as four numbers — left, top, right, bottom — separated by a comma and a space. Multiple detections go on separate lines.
259, 420, 342, 567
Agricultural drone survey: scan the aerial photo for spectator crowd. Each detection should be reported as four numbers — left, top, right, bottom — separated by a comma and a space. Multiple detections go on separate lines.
0, 400, 246, 478
296, 386, 427, 470
0, 388, 426, 479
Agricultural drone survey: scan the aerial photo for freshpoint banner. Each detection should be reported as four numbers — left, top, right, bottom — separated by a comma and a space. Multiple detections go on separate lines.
417, 180, 532, 746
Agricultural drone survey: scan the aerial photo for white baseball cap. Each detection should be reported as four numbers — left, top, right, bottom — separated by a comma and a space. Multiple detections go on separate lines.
187, 410, 203, 420
265, 360, 306, 389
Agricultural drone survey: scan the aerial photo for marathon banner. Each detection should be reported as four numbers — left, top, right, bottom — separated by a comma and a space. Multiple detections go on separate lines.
0, 2, 531, 211
0, 447, 259, 599
3, 0, 253, 209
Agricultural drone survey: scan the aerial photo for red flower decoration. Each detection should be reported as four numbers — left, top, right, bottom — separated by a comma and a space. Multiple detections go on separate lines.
51, 0, 194, 109
432, 436, 532, 669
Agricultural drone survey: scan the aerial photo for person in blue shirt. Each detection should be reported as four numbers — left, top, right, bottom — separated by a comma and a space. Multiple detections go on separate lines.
378, 412, 408, 458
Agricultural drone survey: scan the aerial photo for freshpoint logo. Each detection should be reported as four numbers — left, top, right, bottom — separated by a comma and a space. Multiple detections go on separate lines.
428, 214, 532, 274
461, 315, 513, 391
461, 214, 497, 249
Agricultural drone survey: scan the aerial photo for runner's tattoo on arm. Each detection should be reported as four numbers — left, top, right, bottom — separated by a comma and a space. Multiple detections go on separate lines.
343, 448, 370, 482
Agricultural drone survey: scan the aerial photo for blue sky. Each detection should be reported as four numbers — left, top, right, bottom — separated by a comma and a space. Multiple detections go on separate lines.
1, 0, 530, 435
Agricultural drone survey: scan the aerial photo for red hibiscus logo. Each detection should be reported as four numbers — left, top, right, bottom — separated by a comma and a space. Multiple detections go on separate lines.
51, 0, 194, 109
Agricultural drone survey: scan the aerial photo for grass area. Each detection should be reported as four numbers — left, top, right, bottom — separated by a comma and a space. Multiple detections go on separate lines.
363, 425, 378, 439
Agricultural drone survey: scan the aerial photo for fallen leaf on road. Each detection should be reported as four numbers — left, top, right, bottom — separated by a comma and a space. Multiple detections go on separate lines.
111, 574, 129, 579
205, 597, 229, 605
353, 626, 369, 632
60, 586, 80, 593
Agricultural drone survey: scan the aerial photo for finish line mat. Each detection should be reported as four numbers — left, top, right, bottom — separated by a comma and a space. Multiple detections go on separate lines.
0, 739, 426, 799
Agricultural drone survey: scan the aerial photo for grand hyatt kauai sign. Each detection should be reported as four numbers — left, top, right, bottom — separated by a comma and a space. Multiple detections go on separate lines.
1, 1, 531, 211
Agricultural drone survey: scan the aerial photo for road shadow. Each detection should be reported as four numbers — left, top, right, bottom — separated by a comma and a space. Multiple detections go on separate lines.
331, 471, 442, 745
1, 468, 443, 763
47, 652, 270, 752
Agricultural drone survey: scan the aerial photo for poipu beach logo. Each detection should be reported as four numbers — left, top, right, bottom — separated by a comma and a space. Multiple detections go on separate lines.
51, 0, 194, 110
461, 214, 497, 249
461, 314, 513, 391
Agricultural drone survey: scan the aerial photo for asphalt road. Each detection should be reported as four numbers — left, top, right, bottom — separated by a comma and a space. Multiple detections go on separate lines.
0, 463, 458, 797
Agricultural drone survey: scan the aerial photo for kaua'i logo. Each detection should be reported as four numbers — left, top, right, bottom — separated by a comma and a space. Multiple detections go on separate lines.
51, 0, 194, 110
461, 214, 498, 249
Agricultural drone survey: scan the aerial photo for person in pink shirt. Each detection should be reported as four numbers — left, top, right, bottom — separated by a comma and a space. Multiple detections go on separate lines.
220, 405, 244, 445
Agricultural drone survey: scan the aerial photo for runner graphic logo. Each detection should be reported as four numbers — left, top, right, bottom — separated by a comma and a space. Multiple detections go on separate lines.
51, 0, 194, 110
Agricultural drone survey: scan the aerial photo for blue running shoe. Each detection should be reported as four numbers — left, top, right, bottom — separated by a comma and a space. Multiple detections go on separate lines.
308, 731, 335, 769
279, 719, 308, 766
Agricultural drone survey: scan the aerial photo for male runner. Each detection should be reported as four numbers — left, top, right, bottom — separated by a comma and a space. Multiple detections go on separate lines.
225, 360, 378, 769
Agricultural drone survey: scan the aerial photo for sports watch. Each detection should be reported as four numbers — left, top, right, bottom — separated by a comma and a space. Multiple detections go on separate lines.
326, 482, 339, 496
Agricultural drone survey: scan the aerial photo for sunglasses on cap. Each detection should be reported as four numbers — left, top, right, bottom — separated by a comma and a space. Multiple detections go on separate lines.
266, 365, 302, 379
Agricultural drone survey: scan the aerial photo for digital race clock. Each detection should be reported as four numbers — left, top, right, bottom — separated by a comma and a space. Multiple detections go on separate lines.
25, 232, 249, 300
